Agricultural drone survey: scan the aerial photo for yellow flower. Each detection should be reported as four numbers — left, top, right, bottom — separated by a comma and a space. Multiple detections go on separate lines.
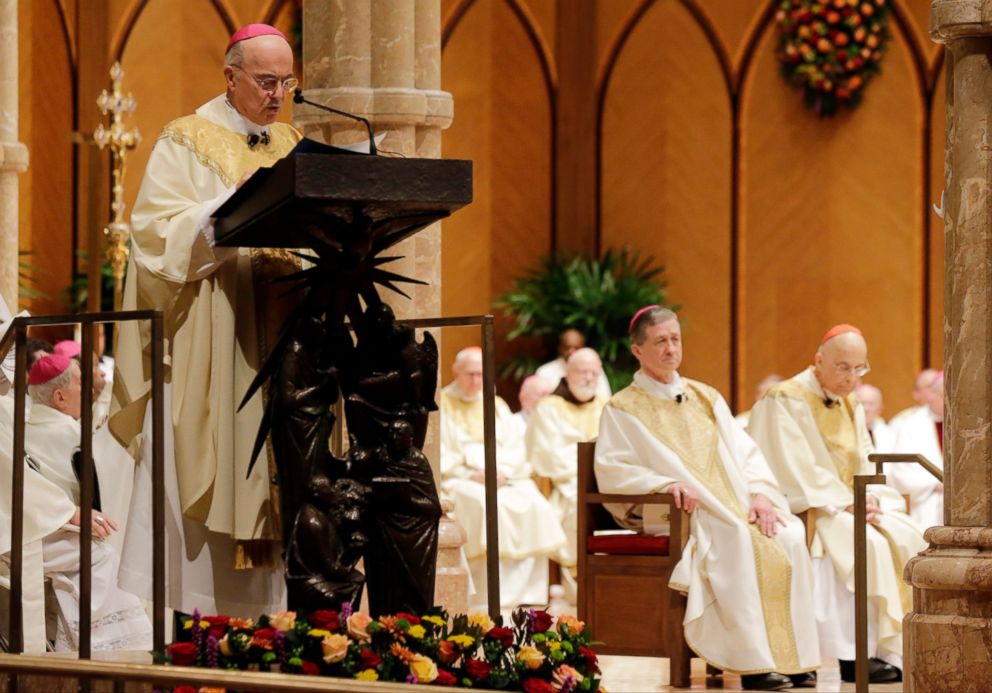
183, 619, 210, 630
198, 688, 226, 693
218, 634, 232, 657
407, 625, 426, 639
547, 641, 561, 651
516, 645, 545, 670
308, 628, 331, 638
409, 654, 439, 683
448, 634, 475, 649
356, 670, 379, 681
422, 615, 446, 627
467, 612, 495, 632
321, 633, 351, 664
268, 610, 297, 631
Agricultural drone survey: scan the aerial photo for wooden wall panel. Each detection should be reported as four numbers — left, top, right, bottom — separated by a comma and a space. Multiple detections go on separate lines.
599, 0, 732, 399
694, 0, 767, 67
120, 0, 231, 222
739, 23, 923, 413
929, 70, 945, 373
17, 0, 75, 318
440, 0, 553, 398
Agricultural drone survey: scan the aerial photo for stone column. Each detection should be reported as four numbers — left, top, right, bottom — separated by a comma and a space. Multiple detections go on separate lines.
903, 3, 992, 690
299, 0, 466, 611
0, 0, 29, 309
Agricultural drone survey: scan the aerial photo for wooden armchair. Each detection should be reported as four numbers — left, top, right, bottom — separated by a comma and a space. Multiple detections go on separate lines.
576, 440, 693, 687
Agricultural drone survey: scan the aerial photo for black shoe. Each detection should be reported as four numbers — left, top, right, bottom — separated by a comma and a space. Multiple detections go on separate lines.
838, 658, 901, 683
740, 672, 793, 691
788, 672, 816, 688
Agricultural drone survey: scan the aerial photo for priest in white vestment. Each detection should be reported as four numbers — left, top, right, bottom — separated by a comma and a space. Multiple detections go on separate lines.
748, 325, 927, 684
15, 354, 152, 652
440, 347, 566, 610
735, 374, 782, 429
109, 24, 303, 616
888, 368, 940, 425
888, 373, 944, 528
855, 383, 895, 453
526, 348, 607, 600
596, 307, 819, 691
511, 375, 552, 433
536, 328, 611, 400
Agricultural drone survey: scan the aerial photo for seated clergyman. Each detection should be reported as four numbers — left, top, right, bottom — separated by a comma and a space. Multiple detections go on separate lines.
22, 354, 152, 651
526, 348, 608, 600
440, 347, 565, 610
595, 307, 819, 692
748, 325, 927, 684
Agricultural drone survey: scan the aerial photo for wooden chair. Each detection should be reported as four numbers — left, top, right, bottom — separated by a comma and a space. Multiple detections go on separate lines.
533, 474, 562, 590
576, 440, 694, 687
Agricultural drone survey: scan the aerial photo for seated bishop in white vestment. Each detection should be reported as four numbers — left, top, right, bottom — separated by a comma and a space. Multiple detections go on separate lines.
526, 348, 607, 589
887, 374, 944, 529
6, 353, 152, 652
596, 308, 819, 689
441, 347, 566, 610
748, 324, 927, 683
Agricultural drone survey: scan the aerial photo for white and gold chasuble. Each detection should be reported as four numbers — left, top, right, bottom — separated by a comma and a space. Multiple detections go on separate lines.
748, 367, 927, 665
525, 393, 607, 567
595, 371, 819, 675
109, 95, 301, 615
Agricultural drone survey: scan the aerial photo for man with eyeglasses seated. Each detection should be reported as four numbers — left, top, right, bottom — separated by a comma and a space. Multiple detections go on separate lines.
748, 325, 927, 685
110, 24, 302, 618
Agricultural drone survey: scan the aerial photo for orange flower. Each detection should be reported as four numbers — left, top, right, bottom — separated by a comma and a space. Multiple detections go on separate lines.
347, 613, 373, 642
321, 634, 350, 664
390, 642, 415, 663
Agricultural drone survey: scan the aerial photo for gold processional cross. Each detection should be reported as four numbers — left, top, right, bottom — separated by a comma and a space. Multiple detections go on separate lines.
93, 62, 140, 311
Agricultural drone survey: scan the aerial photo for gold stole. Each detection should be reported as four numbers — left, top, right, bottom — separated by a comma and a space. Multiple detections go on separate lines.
440, 389, 487, 443
774, 379, 861, 490
542, 394, 605, 438
163, 115, 302, 568
609, 381, 800, 672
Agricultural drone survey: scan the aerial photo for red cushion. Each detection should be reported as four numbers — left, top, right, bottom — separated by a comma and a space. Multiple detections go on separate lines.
586, 534, 670, 556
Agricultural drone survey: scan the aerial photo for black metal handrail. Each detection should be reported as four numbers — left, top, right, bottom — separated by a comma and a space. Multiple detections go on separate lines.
0, 310, 165, 667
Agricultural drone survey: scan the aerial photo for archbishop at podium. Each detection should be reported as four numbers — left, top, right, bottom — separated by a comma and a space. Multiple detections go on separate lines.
110, 24, 302, 615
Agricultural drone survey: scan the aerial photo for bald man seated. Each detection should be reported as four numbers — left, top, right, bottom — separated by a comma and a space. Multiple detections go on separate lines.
748, 325, 927, 684
440, 347, 566, 610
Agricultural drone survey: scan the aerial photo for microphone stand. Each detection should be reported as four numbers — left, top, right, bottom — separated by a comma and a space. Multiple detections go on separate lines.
293, 88, 377, 155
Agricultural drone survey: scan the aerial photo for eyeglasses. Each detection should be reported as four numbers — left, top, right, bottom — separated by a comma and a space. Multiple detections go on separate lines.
833, 361, 871, 378
231, 65, 298, 95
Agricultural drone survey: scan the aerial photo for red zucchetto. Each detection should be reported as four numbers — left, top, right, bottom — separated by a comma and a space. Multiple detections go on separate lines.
28, 354, 72, 385
820, 323, 863, 345
225, 24, 289, 54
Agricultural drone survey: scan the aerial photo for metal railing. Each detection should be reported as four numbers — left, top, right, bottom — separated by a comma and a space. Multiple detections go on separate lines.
853, 453, 943, 693
0, 311, 166, 677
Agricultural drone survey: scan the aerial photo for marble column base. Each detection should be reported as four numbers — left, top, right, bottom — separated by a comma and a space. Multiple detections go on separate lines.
903, 526, 992, 692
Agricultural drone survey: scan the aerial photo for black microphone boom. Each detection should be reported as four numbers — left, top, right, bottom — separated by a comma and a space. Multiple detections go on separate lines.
293, 88, 377, 155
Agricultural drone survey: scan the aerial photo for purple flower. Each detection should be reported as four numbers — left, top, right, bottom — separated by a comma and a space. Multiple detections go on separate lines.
273, 629, 286, 663
560, 675, 577, 693
406, 674, 419, 685
191, 609, 204, 648
340, 601, 353, 621
206, 635, 219, 668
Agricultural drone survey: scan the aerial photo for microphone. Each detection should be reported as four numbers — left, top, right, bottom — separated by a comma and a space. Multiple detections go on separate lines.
293, 88, 377, 155
675, 394, 684, 404
823, 397, 837, 408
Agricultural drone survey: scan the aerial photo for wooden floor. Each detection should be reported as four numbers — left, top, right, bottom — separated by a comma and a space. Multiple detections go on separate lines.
598, 655, 908, 692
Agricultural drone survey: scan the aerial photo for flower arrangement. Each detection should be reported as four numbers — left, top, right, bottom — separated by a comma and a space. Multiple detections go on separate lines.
162, 605, 604, 692
775, 0, 891, 115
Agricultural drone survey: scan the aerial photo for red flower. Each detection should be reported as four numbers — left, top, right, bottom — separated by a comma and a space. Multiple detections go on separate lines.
300, 661, 320, 676
578, 646, 600, 673
203, 615, 230, 640
250, 627, 277, 650
437, 640, 459, 665
485, 626, 514, 649
395, 612, 421, 626
166, 641, 199, 666
532, 610, 553, 633
360, 649, 382, 669
309, 610, 340, 632
172, 687, 198, 693
523, 678, 555, 693
435, 669, 458, 686
464, 658, 492, 683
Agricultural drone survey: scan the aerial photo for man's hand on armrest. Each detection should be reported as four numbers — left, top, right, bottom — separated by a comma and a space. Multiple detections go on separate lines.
664, 482, 698, 513
69, 507, 119, 540
748, 493, 787, 537
844, 493, 882, 525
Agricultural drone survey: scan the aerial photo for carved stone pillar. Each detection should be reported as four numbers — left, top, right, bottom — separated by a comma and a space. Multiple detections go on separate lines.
0, 0, 29, 308
903, 3, 992, 690
300, 0, 465, 611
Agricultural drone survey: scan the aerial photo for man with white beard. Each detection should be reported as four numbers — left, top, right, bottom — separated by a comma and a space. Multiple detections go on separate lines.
440, 347, 565, 610
526, 348, 608, 601
888, 372, 944, 528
